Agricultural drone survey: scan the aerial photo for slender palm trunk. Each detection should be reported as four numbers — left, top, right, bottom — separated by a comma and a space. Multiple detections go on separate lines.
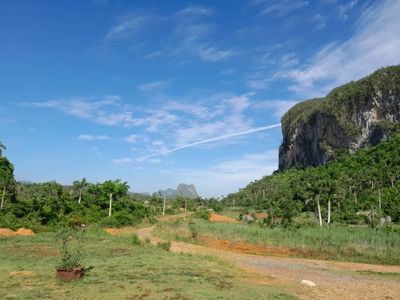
327, 199, 331, 224
1, 186, 5, 210
317, 197, 322, 227
108, 193, 113, 217
378, 190, 382, 209
78, 190, 82, 204
162, 197, 166, 215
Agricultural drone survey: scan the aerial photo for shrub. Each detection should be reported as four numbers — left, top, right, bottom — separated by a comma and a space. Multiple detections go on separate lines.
126, 234, 141, 246
56, 225, 86, 270
193, 210, 210, 220
188, 221, 198, 240
157, 241, 171, 251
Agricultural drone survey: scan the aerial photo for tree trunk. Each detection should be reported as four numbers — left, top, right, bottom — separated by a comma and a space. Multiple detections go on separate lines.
162, 197, 166, 215
378, 190, 382, 209
108, 193, 113, 217
184, 199, 187, 212
327, 199, 331, 224
78, 190, 82, 204
317, 198, 322, 227
1, 186, 5, 210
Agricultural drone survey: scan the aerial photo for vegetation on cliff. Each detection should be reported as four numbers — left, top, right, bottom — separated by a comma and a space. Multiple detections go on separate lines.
282, 65, 400, 138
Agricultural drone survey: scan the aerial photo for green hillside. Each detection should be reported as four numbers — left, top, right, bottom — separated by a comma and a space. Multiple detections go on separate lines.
223, 130, 400, 226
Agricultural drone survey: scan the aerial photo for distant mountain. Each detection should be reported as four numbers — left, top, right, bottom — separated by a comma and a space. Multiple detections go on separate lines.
155, 183, 198, 199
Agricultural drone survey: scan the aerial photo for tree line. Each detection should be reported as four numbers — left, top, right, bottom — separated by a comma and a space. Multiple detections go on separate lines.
222, 131, 400, 227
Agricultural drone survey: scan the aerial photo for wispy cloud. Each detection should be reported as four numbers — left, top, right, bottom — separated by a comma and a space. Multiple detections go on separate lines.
254, 100, 299, 119
106, 13, 160, 40
251, 0, 310, 16
31, 96, 139, 127
138, 80, 171, 92
337, 0, 358, 20
137, 123, 280, 162
281, 0, 400, 97
78, 134, 111, 141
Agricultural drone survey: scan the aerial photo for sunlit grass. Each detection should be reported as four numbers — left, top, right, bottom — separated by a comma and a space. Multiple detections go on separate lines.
0, 226, 296, 300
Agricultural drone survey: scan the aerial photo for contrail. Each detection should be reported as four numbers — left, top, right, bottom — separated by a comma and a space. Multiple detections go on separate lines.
137, 123, 281, 161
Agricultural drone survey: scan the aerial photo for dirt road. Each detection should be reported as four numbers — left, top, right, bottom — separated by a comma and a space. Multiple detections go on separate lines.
134, 225, 400, 300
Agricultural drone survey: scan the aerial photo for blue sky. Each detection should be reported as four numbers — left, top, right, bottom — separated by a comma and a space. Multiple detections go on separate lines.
1, 0, 399, 197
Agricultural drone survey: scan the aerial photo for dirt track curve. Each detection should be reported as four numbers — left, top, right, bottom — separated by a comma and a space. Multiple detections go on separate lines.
108, 213, 400, 300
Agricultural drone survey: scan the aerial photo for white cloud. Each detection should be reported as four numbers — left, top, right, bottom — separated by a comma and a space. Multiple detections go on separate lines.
31, 96, 144, 128
78, 134, 111, 141
313, 14, 327, 29
254, 100, 299, 119
251, 0, 310, 16
112, 158, 134, 165
138, 80, 171, 92
337, 0, 358, 20
144, 51, 162, 59
177, 5, 214, 17
282, 0, 400, 97
106, 14, 159, 40
125, 134, 140, 144
197, 47, 234, 62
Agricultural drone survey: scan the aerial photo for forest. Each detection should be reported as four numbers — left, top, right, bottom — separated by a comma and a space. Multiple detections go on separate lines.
223, 130, 400, 227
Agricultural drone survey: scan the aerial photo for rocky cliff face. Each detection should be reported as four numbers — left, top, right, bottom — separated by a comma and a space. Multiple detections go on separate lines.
279, 66, 400, 170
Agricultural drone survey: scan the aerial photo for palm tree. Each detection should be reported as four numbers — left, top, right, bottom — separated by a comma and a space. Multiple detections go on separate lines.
0, 142, 6, 157
101, 179, 130, 217
73, 178, 89, 204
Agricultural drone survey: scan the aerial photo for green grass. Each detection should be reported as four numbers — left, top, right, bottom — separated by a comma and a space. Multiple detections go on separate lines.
156, 220, 400, 265
0, 226, 296, 300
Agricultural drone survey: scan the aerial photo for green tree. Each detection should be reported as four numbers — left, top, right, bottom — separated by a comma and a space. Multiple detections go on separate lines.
0, 141, 6, 157
101, 179, 129, 217
0, 157, 15, 210
73, 178, 89, 204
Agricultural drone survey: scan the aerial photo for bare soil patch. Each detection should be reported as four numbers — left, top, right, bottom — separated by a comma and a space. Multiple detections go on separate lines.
8, 271, 36, 277
0, 228, 34, 237
209, 213, 239, 223
199, 236, 329, 258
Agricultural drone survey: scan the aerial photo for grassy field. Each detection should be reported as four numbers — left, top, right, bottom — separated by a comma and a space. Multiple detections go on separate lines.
155, 219, 400, 265
0, 226, 296, 300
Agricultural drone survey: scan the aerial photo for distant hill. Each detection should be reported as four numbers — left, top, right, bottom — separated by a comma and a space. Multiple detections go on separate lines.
155, 183, 198, 199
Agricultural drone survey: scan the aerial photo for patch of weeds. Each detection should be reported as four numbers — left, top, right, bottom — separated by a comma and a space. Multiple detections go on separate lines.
126, 234, 141, 246
269, 292, 299, 299
156, 241, 171, 251
356, 270, 400, 280
144, 237, 151, 244
188, 221, 198, 240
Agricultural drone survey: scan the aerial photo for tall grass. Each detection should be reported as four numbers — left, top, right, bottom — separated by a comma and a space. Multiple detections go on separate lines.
161, 220, 400, 265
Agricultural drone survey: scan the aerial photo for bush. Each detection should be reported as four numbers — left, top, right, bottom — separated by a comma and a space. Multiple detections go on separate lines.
126, 234, 141, 246
193, 210, 210, 220
157, 241, 171, 251
188, 221, 198, 240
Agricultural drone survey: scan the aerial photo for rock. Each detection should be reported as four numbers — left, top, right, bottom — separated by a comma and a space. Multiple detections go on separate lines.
156, 183, 198, 199
279, 66, 400, 170
301, 280, 317, 287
